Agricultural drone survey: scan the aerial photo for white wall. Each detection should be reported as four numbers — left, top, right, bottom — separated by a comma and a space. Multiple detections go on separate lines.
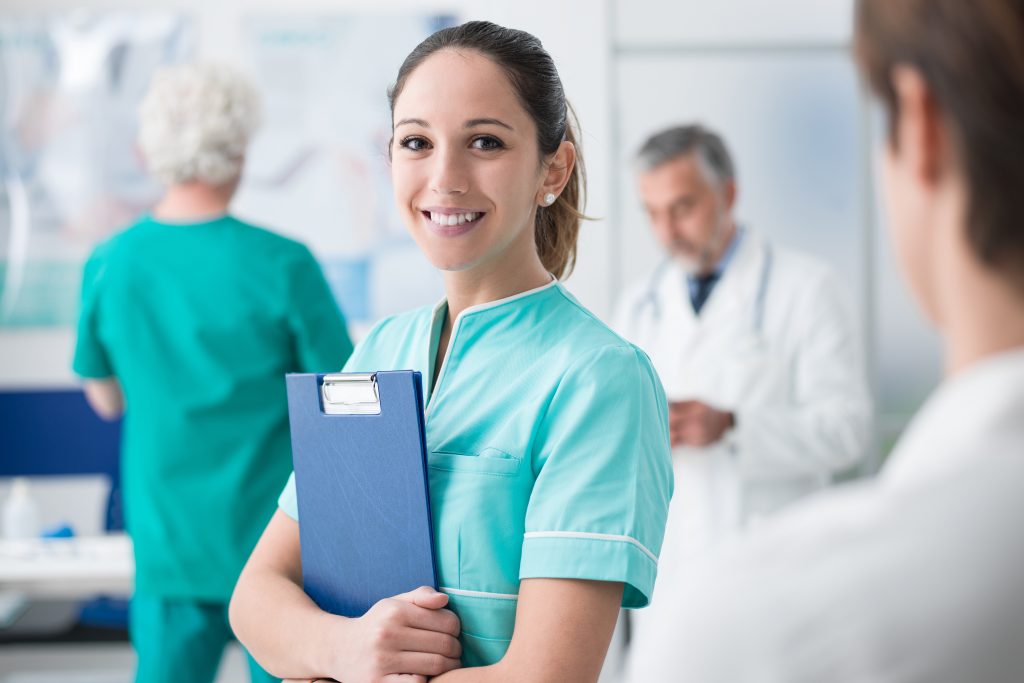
0, 0, 612, 387
1, 0, 942, 450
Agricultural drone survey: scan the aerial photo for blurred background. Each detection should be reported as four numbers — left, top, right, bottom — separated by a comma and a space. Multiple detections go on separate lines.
0, 0, 942, 680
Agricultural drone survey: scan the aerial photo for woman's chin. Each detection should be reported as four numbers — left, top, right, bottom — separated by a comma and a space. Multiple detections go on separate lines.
416, 246, 481, 273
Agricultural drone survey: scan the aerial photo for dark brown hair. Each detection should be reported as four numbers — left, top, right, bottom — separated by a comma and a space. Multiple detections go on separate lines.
855, 0, 1024, 291
388, 20, 586, 280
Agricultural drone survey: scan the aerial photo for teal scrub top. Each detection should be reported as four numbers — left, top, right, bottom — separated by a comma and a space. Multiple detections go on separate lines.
73, 214, 353, 600
279, 280, 673, 666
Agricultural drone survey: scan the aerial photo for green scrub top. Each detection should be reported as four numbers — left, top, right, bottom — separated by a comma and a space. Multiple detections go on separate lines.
73, 214, 353, 601
278, 279, 673, 667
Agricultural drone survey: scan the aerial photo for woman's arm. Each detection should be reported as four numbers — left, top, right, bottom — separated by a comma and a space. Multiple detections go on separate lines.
229, 509, 463, 681
83, 378, 125, 420
433, 578, 623, 683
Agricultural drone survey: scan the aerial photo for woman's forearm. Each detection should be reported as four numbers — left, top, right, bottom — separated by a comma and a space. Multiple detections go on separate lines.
228, 565, 344, 679
229, 562, 349, 678
230, 509, 463, 682
433, 578, 621, 683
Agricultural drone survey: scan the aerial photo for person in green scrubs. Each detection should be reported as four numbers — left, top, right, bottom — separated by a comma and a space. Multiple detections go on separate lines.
73, 63, 353, 683
230, 22, 673, 683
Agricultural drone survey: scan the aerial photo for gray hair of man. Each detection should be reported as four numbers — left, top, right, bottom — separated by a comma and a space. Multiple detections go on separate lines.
634, 124, 736, 191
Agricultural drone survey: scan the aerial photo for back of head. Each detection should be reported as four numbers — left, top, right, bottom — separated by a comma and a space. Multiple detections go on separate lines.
138, 62, 261, 187
635, 124, 736, 188
855, 0, 1024, 294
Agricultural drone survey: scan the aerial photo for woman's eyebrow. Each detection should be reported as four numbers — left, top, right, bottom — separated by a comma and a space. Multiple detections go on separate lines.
394, 117, 514, 131
395, 118, 429, 129
465, 117, 514, 131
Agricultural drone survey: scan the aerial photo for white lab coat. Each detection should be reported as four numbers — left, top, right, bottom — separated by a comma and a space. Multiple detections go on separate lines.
610, 230, 872, 683
643, 346, 1024, 682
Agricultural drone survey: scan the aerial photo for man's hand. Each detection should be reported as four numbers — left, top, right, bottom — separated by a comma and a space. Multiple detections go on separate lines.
668, 400, 734, 448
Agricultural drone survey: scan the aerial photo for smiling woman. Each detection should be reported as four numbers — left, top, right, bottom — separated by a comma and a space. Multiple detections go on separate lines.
389, 47, 569, 286
229, 21, 673, 683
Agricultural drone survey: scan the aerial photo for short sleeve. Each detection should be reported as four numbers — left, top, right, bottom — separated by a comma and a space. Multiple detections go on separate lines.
286, 245, 355, 373
72, 249, 114, 379
520, 344, 673, 608
278, 471, 299, 520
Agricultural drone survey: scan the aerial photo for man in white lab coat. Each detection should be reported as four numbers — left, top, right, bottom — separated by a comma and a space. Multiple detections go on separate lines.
635, 0, 1024, 680
612, 124, 873, 683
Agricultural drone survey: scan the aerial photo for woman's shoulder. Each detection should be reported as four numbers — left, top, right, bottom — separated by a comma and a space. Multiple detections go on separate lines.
343, 304, 437, 372
543, 285, 661, 384
549, 284, 650, 358
223, 218, 317, 261
367, 304, 436, 341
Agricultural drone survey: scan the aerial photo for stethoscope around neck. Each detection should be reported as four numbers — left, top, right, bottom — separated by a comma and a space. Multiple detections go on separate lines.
633, 240, 774, 336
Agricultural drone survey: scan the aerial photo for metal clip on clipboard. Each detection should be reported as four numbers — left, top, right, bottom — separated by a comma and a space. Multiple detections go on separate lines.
321, 373, 382, 415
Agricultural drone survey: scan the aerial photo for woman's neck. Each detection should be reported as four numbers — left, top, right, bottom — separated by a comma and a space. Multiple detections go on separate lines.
939, 232, 1024, 376
151, 182, 235, 222
441, 246, 553, 322
944, 279, 1024, 376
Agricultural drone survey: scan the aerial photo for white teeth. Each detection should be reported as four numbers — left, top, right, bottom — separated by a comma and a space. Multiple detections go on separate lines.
427, 211, 481, 226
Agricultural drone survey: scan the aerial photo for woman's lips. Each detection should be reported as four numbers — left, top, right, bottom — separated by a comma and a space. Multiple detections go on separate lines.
420, 209, 486, 236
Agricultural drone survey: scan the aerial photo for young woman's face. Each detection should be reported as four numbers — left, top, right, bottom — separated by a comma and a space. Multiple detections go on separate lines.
390, 49, 547, 273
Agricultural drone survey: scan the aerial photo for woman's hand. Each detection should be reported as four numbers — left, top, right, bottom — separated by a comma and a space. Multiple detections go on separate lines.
323, 586, 463, 683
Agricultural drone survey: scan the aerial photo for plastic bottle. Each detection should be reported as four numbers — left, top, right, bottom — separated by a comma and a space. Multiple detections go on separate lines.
2, 477, 40, 540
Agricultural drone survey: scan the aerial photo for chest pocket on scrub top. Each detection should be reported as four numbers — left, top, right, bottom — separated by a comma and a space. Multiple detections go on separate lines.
426, 447, 526, 666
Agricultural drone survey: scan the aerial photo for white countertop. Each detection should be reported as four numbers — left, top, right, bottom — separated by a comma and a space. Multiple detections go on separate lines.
0, 534, 133, 599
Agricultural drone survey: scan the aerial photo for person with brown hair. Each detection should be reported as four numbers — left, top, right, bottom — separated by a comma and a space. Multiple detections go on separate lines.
638, 1, 1024, 680
228, 21, 673, 683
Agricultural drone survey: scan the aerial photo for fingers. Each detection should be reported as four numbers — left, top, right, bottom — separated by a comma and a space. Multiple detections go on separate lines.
395, 586, 449, 610
391, 651, 462, 677
672, 423, 712, 447
670, 399, 701, 414
400, 626, 462, 660
375, 595, 461, 637
403, 605, 461, 637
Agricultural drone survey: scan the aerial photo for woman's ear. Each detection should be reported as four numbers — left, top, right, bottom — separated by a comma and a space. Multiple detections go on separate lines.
537, 141, 576, 205
891, 64, 947, 187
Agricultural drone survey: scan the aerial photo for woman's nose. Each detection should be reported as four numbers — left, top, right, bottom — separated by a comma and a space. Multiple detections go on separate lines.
430, 149, 469, 196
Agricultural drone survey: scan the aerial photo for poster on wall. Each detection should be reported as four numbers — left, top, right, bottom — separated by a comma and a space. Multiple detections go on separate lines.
237, 13, 456, 329
0, 12, 194, 327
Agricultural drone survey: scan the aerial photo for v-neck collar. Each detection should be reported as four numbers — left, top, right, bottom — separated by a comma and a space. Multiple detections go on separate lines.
424, 276, 560, 410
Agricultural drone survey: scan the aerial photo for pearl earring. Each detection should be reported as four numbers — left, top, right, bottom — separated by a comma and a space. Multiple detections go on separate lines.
543, 193, 556, 206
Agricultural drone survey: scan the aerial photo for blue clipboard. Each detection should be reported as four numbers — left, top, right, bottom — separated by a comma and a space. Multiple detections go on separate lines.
286, 371, 438, 618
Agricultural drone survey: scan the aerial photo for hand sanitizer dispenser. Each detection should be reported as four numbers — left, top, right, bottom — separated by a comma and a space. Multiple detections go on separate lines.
3, 478, 40, 540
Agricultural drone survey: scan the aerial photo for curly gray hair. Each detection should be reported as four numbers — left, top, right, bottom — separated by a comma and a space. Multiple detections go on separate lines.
138, 62, 261, 186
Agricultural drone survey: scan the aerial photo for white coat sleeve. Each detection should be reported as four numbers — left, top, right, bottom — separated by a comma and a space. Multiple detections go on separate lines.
731, 266, 872, 478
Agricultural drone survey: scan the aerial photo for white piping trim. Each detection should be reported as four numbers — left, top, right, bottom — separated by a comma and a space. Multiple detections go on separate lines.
431, 275, 559, 322
523, 531, 659, 565
456, 275, 559, 315
440, 587, 519, 601
425, 275, 558, 415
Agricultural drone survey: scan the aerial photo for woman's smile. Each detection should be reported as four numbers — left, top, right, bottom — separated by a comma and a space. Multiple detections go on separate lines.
420, 206, 488, 237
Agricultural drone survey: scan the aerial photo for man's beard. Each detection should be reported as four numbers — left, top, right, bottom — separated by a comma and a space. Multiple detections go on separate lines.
670, 215, 730, 276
